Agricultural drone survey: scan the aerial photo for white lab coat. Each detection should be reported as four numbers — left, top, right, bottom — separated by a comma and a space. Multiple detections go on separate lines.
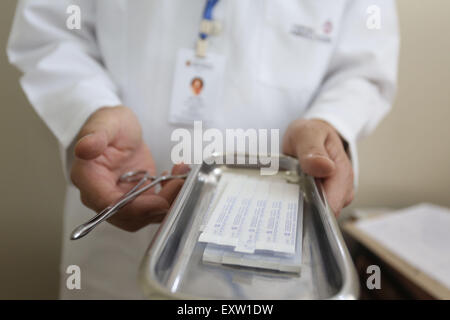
7, 0, 399, 299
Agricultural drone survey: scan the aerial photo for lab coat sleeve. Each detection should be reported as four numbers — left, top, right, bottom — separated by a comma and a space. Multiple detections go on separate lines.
7, 0, 122, 151
303, 0, 399, 184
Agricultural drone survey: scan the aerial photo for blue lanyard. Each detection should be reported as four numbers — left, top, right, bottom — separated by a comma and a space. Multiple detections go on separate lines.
200, 0, 220, 40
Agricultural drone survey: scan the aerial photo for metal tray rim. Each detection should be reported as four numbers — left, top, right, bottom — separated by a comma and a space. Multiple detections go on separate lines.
139, 154, 359, 299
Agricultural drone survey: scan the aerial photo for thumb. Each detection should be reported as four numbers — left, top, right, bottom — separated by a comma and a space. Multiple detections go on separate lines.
160, 163, 190, 187
74, 108, 119, 160
171, 163, 191, 175
289, 122, 335, 178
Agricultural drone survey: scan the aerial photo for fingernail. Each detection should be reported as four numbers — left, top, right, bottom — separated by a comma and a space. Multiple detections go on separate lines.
304, 154, 335, 169
305, 154, 332, 161
80, 133, 94, 140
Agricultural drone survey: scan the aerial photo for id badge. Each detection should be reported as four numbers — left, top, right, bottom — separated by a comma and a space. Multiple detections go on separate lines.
169, 48, 226, 125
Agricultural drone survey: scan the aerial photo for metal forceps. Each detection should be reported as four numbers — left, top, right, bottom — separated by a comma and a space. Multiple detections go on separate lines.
70, 170, 189, 240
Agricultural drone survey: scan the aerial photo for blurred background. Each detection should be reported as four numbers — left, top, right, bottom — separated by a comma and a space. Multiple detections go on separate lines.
0, 0, 449, 299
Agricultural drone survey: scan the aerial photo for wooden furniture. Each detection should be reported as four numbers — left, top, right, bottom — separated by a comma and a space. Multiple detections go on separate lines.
342, 212, 450, 300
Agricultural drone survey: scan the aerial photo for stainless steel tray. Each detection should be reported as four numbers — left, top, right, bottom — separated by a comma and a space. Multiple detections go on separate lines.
139, 154, 359, 299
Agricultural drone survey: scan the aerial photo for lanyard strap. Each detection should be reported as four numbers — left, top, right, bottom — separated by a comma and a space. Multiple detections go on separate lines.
200, 0, 220, 38
197, 0, 220, 57
203, 0, 220, 20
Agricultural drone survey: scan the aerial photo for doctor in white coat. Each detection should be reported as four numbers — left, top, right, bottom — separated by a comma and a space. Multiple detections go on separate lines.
7, 0, 399, 299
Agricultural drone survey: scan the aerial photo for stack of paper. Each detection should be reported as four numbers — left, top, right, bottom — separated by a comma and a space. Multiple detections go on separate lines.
198, 172, 303, 273
354, 203, 450, 291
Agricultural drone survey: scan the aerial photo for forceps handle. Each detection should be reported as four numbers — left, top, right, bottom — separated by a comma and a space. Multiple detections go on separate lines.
70, 173, 188, 240
70, 206, 114, 240
70, 178, 161, 240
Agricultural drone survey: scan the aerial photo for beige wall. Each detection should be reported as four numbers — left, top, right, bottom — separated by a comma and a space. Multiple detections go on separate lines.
351, 0, 450, 209
0, 1, 449, 299
0, 2, 65, 299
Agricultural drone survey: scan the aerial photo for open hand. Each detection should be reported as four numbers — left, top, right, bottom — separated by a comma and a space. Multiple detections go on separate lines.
70, 106, 189, 231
